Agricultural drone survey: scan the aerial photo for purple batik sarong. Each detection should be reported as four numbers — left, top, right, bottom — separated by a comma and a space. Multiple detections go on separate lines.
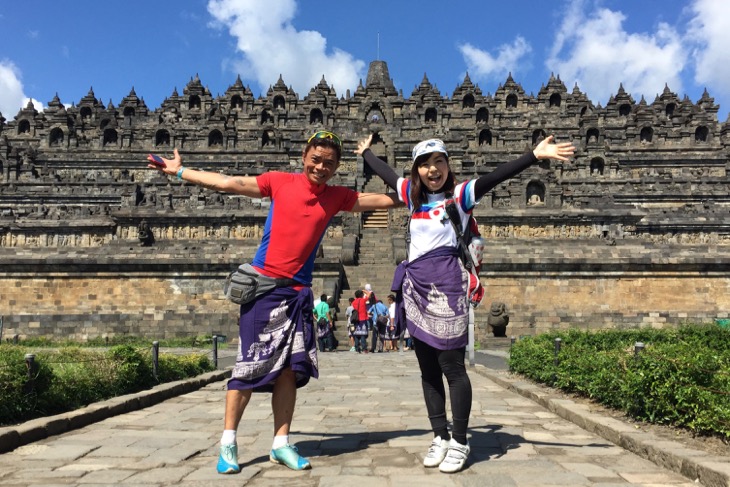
393, 246, 470, 350
352, 320, 368, 336
228, 286, 318, 393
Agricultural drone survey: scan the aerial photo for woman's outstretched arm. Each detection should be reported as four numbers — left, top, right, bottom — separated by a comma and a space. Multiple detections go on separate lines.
473, 135, 575, 199
355, 134, 400, 190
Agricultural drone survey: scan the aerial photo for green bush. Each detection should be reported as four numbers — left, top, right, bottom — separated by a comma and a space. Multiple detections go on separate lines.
156, 353, 213, 382
0, 347, 54, 425
508, 325, 730, 439
0, 344, 215, 426
627, 341, 730, 436
15, 334, 223, 349
508, 334, 557, 384
107, 345, 155, 394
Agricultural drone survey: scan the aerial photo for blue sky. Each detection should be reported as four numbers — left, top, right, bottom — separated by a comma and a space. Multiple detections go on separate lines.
1, 0, 729, 122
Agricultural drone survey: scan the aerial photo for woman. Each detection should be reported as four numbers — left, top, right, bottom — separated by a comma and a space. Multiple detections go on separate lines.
356, 134, 574, 473
351, 290, 369, 353
345, 297, 356, 352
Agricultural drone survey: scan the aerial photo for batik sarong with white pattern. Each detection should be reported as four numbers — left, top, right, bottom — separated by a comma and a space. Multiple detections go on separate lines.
396, 246, 470, 350
228, 286, 317, 393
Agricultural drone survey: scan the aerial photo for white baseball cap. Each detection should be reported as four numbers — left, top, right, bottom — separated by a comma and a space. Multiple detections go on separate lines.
412, 139, 448, 161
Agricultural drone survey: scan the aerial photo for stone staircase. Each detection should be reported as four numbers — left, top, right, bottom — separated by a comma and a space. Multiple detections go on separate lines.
330, 177, 398, 348
362, 208, 389, 229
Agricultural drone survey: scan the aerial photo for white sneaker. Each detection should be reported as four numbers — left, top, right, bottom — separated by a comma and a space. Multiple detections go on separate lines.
439, 438, 470, 473
422, 436, 449, 467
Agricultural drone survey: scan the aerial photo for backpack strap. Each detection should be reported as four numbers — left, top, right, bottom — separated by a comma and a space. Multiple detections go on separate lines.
403, 213, 412, 259
443, 194, 476, 271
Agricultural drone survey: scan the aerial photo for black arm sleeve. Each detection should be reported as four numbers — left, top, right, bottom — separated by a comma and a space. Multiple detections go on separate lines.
473, 152, 538, 200
362, 149, 399, 190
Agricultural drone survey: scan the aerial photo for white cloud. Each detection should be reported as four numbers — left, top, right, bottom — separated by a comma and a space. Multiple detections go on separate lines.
206, 0, 365, 96
0, 60, 28, 117
0, 61, 44, 117
546, 1, 686, 105
458, 37, 532, 82
686, 0, 730, 99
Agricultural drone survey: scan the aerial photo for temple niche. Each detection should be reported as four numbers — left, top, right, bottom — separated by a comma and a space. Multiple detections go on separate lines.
0, 58, 728, 249
590, 157, 605, 176
526, 181, 546, 207
366, 104, 385, 124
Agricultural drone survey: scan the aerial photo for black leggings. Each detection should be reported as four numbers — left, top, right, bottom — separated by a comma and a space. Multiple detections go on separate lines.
413, 336, 472, 445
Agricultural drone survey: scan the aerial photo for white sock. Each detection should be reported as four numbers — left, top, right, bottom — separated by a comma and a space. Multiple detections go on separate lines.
272, 435, 289, 450
220, 430, 237, 446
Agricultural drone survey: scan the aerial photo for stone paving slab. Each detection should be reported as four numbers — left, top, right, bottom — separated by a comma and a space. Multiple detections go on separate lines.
476, 362, 730, 487
0, 351, 722, 486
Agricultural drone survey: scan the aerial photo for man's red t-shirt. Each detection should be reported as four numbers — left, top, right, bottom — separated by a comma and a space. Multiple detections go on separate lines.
252, 172, 358, 285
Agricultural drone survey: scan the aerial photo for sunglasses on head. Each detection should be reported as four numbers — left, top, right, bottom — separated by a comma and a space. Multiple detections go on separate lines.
307, 131, 342, 148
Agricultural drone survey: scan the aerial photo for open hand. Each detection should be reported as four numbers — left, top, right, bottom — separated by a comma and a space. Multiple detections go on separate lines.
533, 135, 576, 161
354, 134, 374, 156
146, 148, 182, 176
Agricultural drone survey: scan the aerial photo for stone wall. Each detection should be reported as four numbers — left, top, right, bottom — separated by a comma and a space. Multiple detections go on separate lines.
487, 273, 729, 337
0, 243, 344, 342
2, 240, 728, 343
0, 275, 236, 341
471, 240, 730, 338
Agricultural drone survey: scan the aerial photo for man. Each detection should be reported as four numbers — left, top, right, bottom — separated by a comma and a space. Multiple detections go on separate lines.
370, 298, 390, 353
313, 293, 334, 352
147, 131, 399, 473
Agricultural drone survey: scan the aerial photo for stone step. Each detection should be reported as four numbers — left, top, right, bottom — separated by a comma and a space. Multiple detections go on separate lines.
359, 247, 392, 252
359, 249, 392, 255
363, 222, 388, 229
362, 209, 390, 229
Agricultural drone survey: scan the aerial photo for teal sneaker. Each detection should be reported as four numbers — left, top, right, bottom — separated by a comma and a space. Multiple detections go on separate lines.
269, 444, 311, 470
216, 443, 240, 474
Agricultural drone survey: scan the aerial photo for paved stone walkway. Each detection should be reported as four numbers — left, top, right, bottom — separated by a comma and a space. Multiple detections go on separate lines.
0, 350, 723, 486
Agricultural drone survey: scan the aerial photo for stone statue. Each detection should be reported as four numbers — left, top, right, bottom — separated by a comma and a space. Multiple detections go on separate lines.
137, 219, 154, 246
486, 301, 509, 337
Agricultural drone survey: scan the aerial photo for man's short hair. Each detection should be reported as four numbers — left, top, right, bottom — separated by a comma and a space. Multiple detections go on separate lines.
305, 131, 342, 161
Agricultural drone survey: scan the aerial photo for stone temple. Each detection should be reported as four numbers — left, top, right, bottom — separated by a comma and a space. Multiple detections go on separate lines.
1, 59, 729, 343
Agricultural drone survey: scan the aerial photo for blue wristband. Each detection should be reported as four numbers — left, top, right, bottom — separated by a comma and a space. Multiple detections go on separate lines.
176, 167, 185, 180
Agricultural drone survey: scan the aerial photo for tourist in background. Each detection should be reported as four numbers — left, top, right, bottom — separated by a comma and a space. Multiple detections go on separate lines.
351, 290, 369, 353
314, 293, 334, 352
345, 296, 356, 352
148, 131, 399, 474
363, 283, 375, 302
366, 292, 378, 353
356, 133, 574, 473
369, 297, 389, 353
403, 327, 412, 351
386, 294, 398, 351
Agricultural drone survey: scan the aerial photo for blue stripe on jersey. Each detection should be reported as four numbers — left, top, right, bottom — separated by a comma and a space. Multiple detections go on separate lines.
401, 179, 411, 211
294, 215, 332, 284
252, 199, 275, 269
458, 180, 475, 212
411, 201, 443, 219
